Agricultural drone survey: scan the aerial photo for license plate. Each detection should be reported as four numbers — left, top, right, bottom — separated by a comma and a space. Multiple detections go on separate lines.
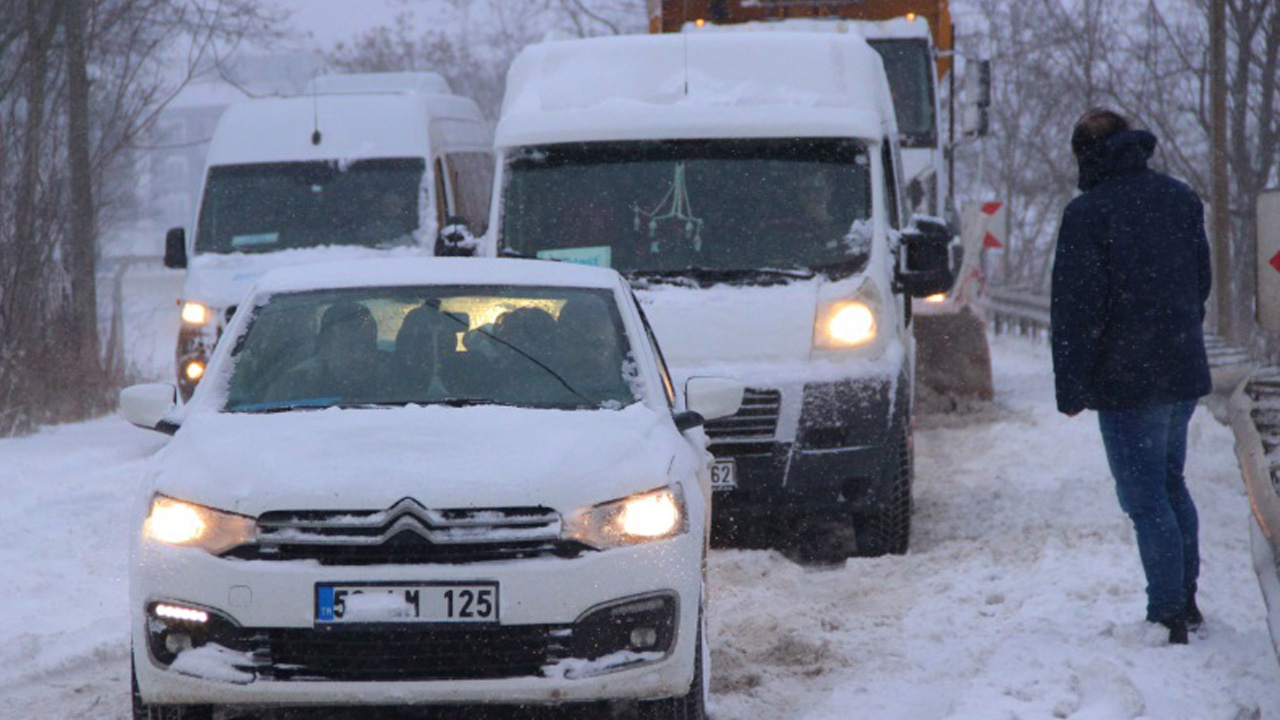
316, 583, 499, 624
711, 459, 737, 491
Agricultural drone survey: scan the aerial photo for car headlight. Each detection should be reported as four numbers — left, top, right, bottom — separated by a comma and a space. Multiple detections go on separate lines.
563, 485, 688, 550
180, 301, 211, 325
144, 495, 256, 554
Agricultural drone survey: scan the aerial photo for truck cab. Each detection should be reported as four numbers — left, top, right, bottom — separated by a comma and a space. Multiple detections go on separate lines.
485, 33, 951, 557
165, 72, 492, 398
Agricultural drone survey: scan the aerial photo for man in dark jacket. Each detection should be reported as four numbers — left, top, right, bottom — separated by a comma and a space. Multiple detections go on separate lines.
1051, 108, 1212, 645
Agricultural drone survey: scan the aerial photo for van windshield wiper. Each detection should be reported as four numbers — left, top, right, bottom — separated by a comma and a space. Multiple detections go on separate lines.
810, 254, 871, 280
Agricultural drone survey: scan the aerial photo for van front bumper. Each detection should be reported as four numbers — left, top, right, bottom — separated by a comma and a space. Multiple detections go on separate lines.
707, 373, 907, 530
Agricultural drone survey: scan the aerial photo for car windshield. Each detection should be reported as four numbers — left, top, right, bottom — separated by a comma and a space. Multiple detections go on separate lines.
223, 285, 640, 412
501, 138, 872, 280
195, 158, 425, 254
867, 39, 936, 147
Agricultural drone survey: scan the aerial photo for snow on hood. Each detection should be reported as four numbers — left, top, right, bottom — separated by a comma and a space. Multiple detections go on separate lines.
184, 245, 432, 310
151, 403, 681, 517
637, 281, 822, 365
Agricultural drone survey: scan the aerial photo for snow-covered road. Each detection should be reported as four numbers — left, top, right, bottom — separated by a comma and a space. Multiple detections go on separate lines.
2, 336, 1277, 719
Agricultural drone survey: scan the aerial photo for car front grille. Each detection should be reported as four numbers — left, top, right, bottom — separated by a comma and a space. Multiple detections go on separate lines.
241, 624, 572, 682
703, 387, 782, 442
224, 500, 588, 564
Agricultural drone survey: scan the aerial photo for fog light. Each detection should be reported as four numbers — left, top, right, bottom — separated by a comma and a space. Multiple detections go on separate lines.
184, 360, 205, 382
630, 627, 659, 649
925, 293, 946, 303
164, 632, 194, 655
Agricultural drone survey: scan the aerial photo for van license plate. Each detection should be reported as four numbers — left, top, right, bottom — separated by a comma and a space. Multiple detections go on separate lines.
711, 459, 737, 491
316, 583, 498, 624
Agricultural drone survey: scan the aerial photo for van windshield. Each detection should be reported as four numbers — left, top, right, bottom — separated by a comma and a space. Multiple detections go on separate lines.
501, 139, 872, 282
867, 39, 936, 148
195, 158, 425, 254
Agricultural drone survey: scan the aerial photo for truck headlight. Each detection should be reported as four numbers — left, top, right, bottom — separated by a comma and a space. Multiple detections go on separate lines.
181, 301, 211, 325
564, 485, 687, 550
144, 495, 256, 554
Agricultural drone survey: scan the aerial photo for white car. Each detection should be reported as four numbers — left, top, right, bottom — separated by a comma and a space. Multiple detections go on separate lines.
121, 258, 742, 719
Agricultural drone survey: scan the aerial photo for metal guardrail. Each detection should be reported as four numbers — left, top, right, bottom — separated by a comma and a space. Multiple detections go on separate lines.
1230, 371, 1280, 659
985, 287, 1051, 339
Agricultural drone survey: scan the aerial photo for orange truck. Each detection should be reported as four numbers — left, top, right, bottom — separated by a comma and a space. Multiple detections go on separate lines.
647, 0, 995, 401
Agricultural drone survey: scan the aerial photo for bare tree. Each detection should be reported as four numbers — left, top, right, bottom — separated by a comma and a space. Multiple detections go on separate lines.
0, 0, 277, 436
957, 0, 1280, 350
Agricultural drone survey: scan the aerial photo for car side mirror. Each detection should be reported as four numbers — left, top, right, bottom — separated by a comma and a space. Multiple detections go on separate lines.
164, 227, 187, 269
675, 376, 744, 433
435, 216, 477, 257
120, 383, 179, 434
895, 216, 956, 298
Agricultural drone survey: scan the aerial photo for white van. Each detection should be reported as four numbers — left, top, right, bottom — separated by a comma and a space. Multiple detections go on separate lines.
486, 33, 952, 558
164, 72, 492, 398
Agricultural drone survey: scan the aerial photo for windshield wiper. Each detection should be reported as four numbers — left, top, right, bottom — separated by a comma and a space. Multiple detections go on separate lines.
227, 398, 339, 414
498, 247, 539, 259
628, 266, 815, 284
810, 255, 870, 280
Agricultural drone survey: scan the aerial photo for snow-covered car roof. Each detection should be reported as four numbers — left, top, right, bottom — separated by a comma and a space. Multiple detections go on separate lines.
250, 257, 626, 296
496, 32, 896, 148
207, 92, 485, 166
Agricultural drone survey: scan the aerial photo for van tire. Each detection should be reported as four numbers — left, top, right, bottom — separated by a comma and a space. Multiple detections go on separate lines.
856, 426, 912, 556
132, 655, 212, 720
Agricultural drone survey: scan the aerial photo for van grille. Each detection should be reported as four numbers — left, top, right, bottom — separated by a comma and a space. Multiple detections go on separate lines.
704, 388, 782, 442
224, 500, 587, 564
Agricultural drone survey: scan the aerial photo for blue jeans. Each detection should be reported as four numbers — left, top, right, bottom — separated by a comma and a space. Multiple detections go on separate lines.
1097, 400, 1200, 622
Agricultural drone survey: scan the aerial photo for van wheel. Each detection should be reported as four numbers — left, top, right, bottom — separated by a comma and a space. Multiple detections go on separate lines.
636, 609, 706, 720
856, 426, 913, 556
132, 655, 212, 720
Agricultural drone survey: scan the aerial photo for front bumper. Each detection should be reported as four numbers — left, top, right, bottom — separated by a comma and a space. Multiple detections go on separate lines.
132, 534, 701, 706
708, 373, 907, 526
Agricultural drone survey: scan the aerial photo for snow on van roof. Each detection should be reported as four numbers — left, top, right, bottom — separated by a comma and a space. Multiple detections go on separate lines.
496, 32, 895, 148
205, 92, 485, 165
252, 257, 624, 296
687, 16, 933, 41
303, 71, 453, 96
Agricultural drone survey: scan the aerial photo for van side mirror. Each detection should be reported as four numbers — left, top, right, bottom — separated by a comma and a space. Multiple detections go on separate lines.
896, 216, 956, 298
164, 227, 187, 269
436, 216, 477, 257
675, 376, 745, 432
120, 383, 179, 434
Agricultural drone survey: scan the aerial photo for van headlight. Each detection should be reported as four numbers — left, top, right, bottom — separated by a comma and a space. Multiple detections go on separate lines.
180, 301, 212, 325
144, 495, 256, 554
814, 281, 885, 351
816, 301, 877, 348
564, 485, 687, 550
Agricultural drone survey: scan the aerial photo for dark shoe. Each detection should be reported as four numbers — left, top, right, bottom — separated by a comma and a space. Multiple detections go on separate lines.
1158, 615, 1189, 645
1186, 598, 1204, 631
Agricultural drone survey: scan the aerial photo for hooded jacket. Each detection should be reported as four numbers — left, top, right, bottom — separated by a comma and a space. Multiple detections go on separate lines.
1050, 130, 1212, 415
